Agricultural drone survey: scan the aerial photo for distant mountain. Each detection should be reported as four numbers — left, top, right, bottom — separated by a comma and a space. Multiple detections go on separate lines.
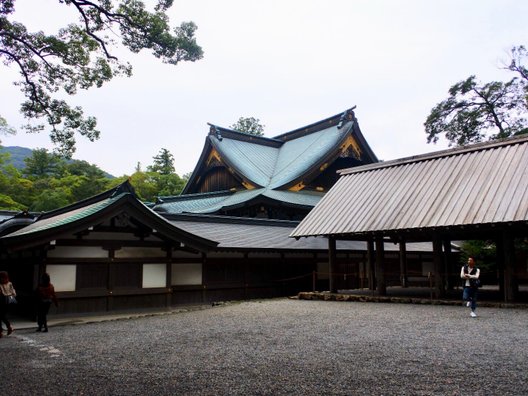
0, 146, 32, 170
0, 146, 114, 178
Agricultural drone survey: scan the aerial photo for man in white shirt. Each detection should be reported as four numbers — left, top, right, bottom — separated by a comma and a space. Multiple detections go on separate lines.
460, 257, 480, 318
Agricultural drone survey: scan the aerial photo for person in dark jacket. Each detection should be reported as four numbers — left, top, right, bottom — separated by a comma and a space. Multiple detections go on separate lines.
35, 273, 58, 332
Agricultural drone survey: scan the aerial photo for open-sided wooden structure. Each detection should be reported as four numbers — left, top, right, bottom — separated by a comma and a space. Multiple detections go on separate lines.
292, 135, 528, 302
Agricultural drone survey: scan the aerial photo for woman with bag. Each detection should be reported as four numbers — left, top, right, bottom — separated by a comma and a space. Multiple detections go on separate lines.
0, 271, 16, 337
35, 273, 58, 332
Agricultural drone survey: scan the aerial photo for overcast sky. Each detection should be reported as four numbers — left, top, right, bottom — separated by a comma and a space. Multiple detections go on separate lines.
1, 0, 527, 177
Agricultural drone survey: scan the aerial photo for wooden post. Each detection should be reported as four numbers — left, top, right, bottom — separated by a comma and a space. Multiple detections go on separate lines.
496, 235, 505, 296
502, 231, 516, 302
367, 238, 375, 291
312, 271, 316, 292
399, 241, 408, 288
375, 236, 386, 296
443, 239, 453, 290
328, 236, 337, 293
432, 238, 444, 298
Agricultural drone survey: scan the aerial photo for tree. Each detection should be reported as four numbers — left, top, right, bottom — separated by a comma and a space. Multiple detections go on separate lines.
425, 75, 527, 146
1, 0, 203, 157
0, 115, 15, 142
23, 148, 63, 178
507, 45, 528, 108
425, 45, 528, 146
148, 148, 175, 175
230, 117, 265, 136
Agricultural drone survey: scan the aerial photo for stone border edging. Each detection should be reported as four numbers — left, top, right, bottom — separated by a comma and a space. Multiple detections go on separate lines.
297, 292, 528, 309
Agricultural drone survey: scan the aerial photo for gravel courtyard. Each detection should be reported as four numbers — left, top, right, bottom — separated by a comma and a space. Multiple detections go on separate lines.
1, 298, 527, 395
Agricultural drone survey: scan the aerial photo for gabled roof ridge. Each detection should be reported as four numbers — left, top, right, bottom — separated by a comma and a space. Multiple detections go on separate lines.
157, 190, 235, 204
208, 124, 283, 147
36, 180, 136, 220
338, 134, 528, 176
272, 107, 357, 141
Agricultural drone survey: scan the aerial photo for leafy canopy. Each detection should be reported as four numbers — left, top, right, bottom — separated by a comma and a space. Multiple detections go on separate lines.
425, 45, 528, 146
230, 116, 265, 136
0, 0, 203, 157
147, 147, 175, 175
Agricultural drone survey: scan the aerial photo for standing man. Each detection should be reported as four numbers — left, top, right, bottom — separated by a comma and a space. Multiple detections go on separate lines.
461, 257, 480, 317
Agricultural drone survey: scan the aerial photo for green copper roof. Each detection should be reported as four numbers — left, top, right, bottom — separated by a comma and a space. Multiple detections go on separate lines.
154, 188, 324, 214
212, 123, 348, 189
4, 195, 121, 237
212, 138, 278, 187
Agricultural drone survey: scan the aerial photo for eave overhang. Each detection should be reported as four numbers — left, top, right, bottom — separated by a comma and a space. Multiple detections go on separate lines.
0, 194, 218, 252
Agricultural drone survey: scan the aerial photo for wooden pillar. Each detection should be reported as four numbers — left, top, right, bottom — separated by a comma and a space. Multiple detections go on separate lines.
202, 253, 208, 303
375, 236, 386, 296
166, 247, 172, 308
399, 241, 408, 288
328, 236, 337, 293
432, 238, 445, 298
443, 240, 453, 290
502, 231, 516, 303
496, 235, 505, 296
107, 249, 115, 312
367, 238, 375, 291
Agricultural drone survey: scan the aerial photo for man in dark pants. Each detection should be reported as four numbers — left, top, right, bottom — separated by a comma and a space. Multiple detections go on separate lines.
461, 257, 480, 318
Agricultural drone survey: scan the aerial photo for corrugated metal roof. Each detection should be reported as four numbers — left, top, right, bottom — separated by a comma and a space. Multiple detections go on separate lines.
291, 135, 528, 238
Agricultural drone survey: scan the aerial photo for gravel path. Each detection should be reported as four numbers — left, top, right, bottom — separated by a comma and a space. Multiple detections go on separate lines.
1, 299, 527, 395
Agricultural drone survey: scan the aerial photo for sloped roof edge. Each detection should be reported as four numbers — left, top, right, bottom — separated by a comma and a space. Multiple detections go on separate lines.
272, 107, 356, 141
37, 180, 136, 220
0, 193, 218, 252
339, 134, 528, 176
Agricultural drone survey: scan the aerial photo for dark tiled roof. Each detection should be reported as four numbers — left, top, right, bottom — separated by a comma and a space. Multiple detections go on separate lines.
165, 213, 432, 252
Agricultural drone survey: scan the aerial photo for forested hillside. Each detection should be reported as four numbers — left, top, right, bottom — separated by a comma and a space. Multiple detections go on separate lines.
0, 146, 33, 170
0, 147, 187, 211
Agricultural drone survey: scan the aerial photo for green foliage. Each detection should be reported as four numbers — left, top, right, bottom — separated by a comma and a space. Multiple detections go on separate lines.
31, 187, 71, 212
230, 117, 265, 136
0, 146, 32, 169
425, 75, 527, 146
459, 240, 497, 274
0, 115, 15, 142
0, 144, 185, 210
1, 0, 203, 157
148, 148, 175, 175
425, 45, 528, 146
23, 148, 63, 178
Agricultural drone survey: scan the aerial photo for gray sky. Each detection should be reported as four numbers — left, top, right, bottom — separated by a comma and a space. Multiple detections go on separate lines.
1, 0, 527, 177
